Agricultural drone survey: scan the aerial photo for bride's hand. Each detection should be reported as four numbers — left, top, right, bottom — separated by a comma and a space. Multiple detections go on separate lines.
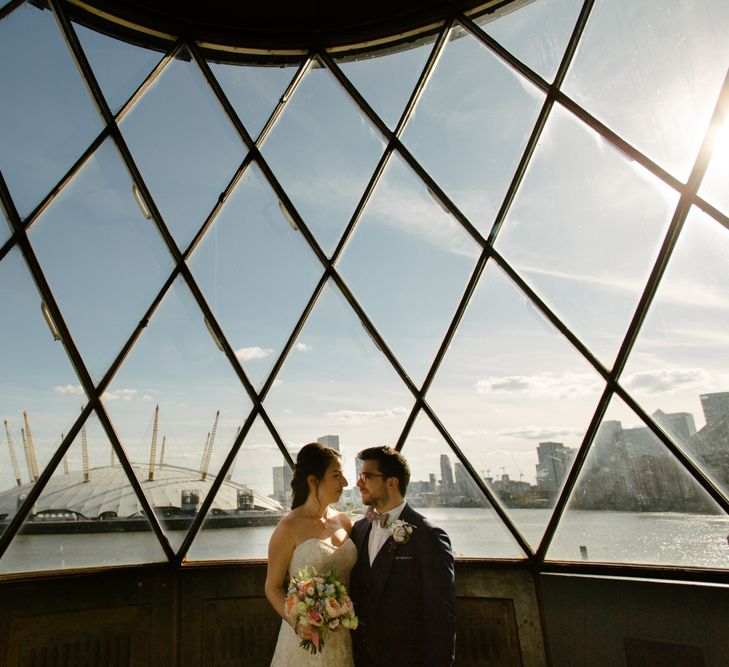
294, 621, 314, 640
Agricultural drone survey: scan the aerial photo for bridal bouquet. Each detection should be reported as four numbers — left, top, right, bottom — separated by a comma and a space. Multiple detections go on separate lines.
285, 567, 359, 654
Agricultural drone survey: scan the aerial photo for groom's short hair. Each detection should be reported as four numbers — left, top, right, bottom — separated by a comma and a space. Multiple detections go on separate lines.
357, 446, 410, 496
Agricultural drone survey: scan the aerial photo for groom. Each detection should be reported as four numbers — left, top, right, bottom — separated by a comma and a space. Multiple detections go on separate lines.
350, 446, 456, 667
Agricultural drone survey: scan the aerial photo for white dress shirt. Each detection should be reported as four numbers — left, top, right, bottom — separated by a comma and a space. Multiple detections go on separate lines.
368, 500, 406, 565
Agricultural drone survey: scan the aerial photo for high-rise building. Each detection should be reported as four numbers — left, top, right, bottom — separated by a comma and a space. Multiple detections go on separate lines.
316, 434, 340, 452
700, 393, 729, 428
652, 410, 697, 442
440, 454, 454, 493
272, 465, 293, 506
535, 442, 576, 495
454, 461, 480, 498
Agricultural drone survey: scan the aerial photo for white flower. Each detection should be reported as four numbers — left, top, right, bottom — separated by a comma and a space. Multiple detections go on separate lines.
387, 519, 415, 544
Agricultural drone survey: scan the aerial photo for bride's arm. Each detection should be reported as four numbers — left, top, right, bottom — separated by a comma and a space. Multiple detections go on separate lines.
264, 522, 295, 625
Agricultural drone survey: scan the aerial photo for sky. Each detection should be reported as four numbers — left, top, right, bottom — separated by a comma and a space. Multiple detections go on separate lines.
1, 0, 729, 533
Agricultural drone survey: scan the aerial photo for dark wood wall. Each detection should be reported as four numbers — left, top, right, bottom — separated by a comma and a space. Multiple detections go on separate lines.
0, 562, 546, 667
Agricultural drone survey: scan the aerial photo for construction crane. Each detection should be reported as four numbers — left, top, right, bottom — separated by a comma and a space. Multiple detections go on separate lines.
148, 405, 159, 481
81, 423, 90, 482
200, 411, 220, 481
23, 411, 40, 481
4, 419, 23, 486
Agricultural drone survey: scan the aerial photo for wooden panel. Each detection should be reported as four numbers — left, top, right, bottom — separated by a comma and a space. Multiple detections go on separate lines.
455, 597, 523, 667
624, 637, 705, 667
6, 605, 150, 667
201, 596, 280, 667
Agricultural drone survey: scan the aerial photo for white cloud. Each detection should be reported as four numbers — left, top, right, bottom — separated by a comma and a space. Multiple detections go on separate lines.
54, 384, 84, 396
622, 368, 709, 394
235, 346, 274, 362
104, 388, 138, 401
498, 426, 584, 441
475, 371, 601, 399
294, 342, 312, 352
324, 407, 408, 423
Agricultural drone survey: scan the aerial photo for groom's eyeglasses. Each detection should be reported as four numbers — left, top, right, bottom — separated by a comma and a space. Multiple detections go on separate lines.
357, 472, 385, 483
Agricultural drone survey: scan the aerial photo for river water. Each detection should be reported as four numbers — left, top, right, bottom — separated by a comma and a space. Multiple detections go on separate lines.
1, 508, 728, 575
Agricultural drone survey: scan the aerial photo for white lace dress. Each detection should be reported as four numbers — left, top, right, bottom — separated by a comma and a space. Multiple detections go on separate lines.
270, 538, 358, 667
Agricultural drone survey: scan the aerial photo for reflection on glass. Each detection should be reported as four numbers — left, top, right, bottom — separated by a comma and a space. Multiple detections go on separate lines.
564, 0, 729, 180
336, 38, 433, 130
188, 162, 323, 390
548, 395, 728, 567
427, 262, 604, 550
473, 0, 583, 82
28, 139, 174, 384
699, 115, 729, 217
496, 103, 678, 368
401, 412, 526, 558
261, 61, 386, 257
0, 411, 168, 574
622, 206, 729, 501
0, 3, 104, 217
264, 281, 414, 478
210, 59, 300, 141
74, 21, 165, 115
186, 417, 288, 561
401, 23, 544, 236
337, 152, 479, 386
0, 248, 87, 543
102, 276, 253, 551
120, 48, 247, 252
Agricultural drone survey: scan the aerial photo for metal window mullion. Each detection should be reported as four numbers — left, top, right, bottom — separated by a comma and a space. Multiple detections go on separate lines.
255, 54, 315, 148
613, 383, 729, 514
694, 195, 729, 233
0, 405, 93, 560
393, 15, 453, 140
540, 561, 729, 583
0, 0, 23, 22
174, 404, 262, 564
420, 398, 535, 559
535, 383, 615, 562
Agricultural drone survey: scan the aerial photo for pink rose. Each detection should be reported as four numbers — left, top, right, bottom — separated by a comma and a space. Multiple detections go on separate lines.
284, 596, 297, 618
307, 608, 324, 626
324, 597, 342, 618
300, 581, 316, 597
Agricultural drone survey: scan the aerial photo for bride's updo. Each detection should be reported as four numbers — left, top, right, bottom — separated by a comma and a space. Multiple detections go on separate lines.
290, 442, 341, 509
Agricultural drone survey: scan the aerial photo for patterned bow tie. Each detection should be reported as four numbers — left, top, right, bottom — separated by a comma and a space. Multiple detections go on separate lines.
365, 506, 389, 528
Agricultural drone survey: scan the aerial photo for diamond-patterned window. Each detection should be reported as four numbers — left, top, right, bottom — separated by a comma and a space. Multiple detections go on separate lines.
1, 0, 728, 574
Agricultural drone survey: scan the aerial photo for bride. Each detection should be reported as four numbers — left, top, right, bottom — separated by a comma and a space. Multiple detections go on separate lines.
265, 442, 357, 666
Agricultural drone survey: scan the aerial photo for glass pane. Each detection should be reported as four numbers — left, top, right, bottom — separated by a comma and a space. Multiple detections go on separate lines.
74, 21, 165, 115
0, 411, 167, 574
426, 262, 605, 550
188, 162, 323, 390
1, 201, 9, 246
186, 417, 288, 561
564, 0, 729, 181
120, 48, 247, 252
622, 206, 729, 500
699, 115, 729, 217
264, 280, 414, 471
401, 23, 544, 237
496, 104, 678, 368
336, 38, 433, 130
548, 395, 728, 568
401, 412, 526, 558
337, 152, 479, 386
0, 247, 87, 542
102, 276, 253, 552
473, 0, 583, 82
28, 139, 174, 384
261, 61, 386, 257
0, 2, 104, 217
210, 59, 300, 141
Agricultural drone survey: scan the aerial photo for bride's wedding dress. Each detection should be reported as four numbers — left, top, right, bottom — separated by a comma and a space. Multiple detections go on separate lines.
270, 538, 358, 666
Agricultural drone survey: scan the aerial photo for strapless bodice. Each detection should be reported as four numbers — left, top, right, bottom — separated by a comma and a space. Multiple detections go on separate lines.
289, 538, 357, 587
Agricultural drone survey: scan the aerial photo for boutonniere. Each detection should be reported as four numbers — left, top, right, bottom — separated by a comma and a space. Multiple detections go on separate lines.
387, 519, 415, 549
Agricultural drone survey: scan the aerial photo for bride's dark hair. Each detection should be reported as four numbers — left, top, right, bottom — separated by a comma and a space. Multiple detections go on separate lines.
290, 442, 341, 510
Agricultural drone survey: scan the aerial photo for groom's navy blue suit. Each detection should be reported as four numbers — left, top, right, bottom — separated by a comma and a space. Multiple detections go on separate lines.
350, 503, 456, 667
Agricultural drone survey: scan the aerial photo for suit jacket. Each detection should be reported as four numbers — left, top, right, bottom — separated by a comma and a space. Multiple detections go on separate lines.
349, 504, 456, 667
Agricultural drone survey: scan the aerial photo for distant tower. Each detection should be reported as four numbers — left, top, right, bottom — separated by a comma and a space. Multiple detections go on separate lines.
272, 465, 293, 506
700, 392, 729, 428
535, 442, 575, 495
440, 454, 454, 492
317, 435, 340, 452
